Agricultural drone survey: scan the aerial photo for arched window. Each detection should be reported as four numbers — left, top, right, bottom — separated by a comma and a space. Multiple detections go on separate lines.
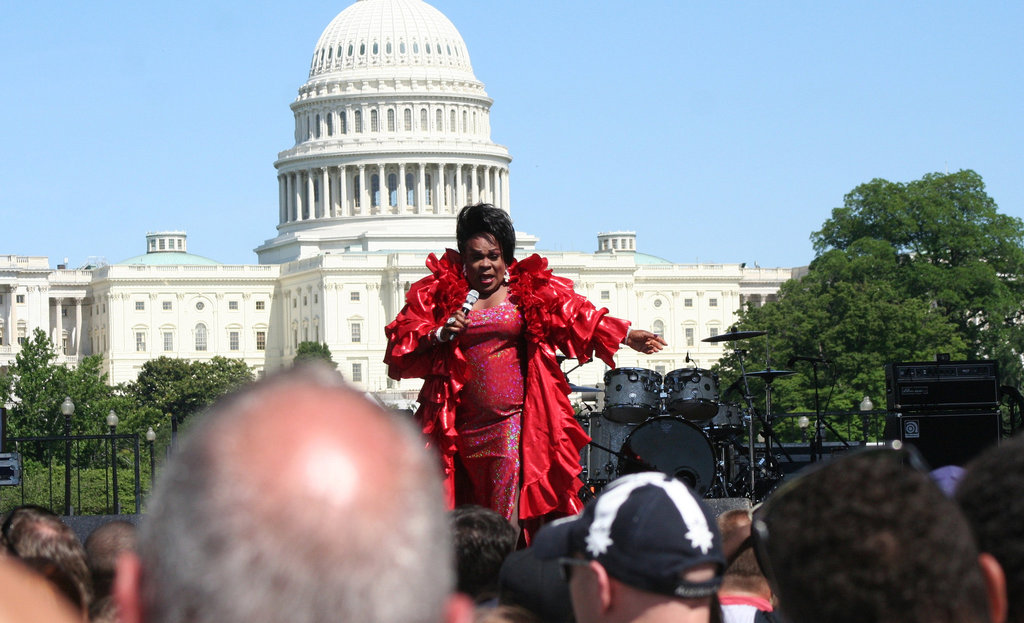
404, 108, 412, 131
425, 173, 433, 205
435, 109, 442, 132
406, 173, 415, 205
387, 109, 395, 132
388, 173, 398, 206
195, 324, 208, 352
371, 110, 379, 132
652, 320, 665, 338
371, 174, 380, 207
462, 110, 467, 132
315, 114, 321, 138
354, 110, 362, 133
421, 108, 428, 130
353, 174, 360, 208
326, 113, 333, 135
400, 41, 406, 54
450, 110, 456, 132
340, 110, 347, 134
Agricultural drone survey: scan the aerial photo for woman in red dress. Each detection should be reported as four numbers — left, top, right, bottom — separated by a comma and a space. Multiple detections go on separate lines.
385, 204, 665, 539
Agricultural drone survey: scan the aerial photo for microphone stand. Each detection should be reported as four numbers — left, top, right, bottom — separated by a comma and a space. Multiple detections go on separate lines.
799, 360, 850, 460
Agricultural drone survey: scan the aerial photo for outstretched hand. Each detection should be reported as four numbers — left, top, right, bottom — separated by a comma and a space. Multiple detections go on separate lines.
626, 329, 667, 354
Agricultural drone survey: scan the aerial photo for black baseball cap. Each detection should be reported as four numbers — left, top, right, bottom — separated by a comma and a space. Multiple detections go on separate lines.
533, 472, 725, 599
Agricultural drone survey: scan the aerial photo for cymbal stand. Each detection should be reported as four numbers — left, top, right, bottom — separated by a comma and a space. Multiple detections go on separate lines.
732, 347, 759, 499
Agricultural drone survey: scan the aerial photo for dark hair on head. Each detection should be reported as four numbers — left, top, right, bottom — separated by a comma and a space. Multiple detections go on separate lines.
762, 453, 989, 623
450, 505, 517, 602
1, 505, 93, 608
456, 203, 516, 263
956, 434, 1024, 623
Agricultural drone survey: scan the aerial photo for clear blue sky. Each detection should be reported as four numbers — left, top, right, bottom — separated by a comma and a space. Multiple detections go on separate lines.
3, 1, 1021, 269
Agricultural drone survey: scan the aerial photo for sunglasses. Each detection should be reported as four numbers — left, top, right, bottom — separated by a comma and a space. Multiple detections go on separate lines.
750, 441, 929, 605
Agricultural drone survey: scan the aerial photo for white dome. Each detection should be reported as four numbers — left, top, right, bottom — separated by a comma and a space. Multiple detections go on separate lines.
308, 0, 476, 83
259, 0, 512, 264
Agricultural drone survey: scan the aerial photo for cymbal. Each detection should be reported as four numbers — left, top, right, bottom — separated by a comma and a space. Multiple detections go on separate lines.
702, 330, 767, 343
744, 369, 796, 383
569, 383, 601, 393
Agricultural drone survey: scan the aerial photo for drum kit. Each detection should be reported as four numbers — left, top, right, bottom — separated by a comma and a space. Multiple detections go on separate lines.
575, 329, 795, 501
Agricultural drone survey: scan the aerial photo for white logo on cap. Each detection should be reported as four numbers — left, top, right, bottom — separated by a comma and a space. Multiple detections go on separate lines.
585, 473, 715, 557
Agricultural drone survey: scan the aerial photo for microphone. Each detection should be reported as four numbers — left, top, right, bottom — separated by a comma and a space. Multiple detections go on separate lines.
440, 290, 480, 342
787, 355, 830, 367
461, 289, 479, 316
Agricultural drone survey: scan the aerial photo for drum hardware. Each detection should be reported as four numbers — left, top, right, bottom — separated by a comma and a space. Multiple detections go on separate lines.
568, 383, 601, 393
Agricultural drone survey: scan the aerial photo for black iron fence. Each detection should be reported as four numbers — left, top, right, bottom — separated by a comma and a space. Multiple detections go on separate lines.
0, 432, 158, 516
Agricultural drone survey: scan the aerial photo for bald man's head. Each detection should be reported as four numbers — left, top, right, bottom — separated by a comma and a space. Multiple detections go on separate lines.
128, 364, 453, 623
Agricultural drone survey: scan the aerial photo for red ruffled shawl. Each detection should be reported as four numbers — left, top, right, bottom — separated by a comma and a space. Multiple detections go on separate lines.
384, 250, 629, 537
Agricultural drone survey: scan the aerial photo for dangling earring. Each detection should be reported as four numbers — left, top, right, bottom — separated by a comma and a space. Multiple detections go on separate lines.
462, 264, 467, 277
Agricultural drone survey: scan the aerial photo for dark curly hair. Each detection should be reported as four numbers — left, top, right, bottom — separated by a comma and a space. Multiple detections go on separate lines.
956, 434, 1024, 623
456, 203, 516, 263
761, 451, 990, 623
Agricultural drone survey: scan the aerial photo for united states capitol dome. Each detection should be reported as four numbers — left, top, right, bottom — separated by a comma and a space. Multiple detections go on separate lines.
257, 0, 513, 264
307, 0, 476, 83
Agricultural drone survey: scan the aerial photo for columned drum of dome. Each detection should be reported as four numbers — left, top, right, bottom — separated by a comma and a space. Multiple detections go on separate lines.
256, 0, 513, 264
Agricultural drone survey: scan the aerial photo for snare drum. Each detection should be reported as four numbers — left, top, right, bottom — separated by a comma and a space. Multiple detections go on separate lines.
664, 368, 720, 422
603, 367, 663, 423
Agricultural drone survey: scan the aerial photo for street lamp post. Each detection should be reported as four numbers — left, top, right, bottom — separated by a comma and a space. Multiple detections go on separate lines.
107, 410, 120, 515
798, 415, 810, 443
60, 397, 75, 515
859, 395, 874, 443
145, 426, 156, 494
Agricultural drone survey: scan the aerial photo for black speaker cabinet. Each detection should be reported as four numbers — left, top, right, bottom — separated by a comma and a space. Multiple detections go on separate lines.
894, 411, 1000, 467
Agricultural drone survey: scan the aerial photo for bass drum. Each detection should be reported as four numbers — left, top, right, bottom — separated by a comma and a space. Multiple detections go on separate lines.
618, 416, 716, 496
663, 368, 720, 422
603, 367, 663, 423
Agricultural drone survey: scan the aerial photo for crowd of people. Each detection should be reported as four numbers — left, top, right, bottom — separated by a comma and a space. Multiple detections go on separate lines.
1, 362, 1020, 623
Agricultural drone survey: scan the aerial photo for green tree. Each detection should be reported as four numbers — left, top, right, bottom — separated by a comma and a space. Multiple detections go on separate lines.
294, 341, 336, 367
125, 356, 254, 431
0, 329, 115, 440
718, 170, 1019, 414
813, 169, 1024, 384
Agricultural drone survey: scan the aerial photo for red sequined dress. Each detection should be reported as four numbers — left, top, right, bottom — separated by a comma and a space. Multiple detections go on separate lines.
384, 250, 629, 539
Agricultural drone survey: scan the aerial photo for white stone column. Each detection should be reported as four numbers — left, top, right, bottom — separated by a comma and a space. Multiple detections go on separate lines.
285, 174, 294, 222
278, 174, 286, 223
321, 167, 330, 219
74, 298, 82, 355
306, 172, 316, 219
416, 162, 426, 214
483, 165, 492, 204
435, 164, 444, 213
455, 165, 464, 209
398, 163, 407, 213
53, 297, 63, 351
339, 165, 348, 216
295, 173, 305, 221
358, 164, 367, 214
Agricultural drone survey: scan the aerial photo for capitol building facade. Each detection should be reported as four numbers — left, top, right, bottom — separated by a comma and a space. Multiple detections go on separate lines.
0, 0, 793, 401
